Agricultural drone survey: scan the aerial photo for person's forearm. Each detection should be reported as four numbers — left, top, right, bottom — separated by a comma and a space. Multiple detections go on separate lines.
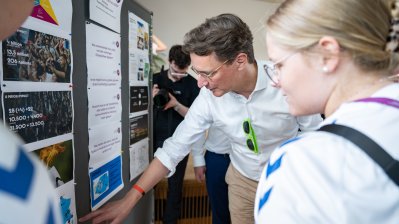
124, 158, 169, 214
132, 157, 169, 196
174, 102, 189, 117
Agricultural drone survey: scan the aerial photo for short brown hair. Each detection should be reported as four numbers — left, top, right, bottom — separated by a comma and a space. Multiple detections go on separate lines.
183, 13, 255, 64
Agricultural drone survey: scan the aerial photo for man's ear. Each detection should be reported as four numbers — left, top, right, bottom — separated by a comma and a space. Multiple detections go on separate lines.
318, 36, 340, 73
235, 53, 249, 69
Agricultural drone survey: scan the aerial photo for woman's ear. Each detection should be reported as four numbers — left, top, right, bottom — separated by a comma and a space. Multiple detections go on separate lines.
318, 36, 340, 73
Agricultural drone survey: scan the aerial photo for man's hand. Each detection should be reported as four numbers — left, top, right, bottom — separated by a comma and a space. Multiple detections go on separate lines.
152, 84, 160, 98
194, 166, 206, 183
163, 93, 178, 111
79, 189, 139, 224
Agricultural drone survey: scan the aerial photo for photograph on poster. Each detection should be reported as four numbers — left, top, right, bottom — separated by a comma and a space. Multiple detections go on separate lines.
2, 27, 71, 83
136, 56, 149, 81
129, 86, 148, 113
93, 171, 110, 200
3, 91, 73, 143
32, 139, 73, 187
136, 21, 145, 50
129, 114, 148, 145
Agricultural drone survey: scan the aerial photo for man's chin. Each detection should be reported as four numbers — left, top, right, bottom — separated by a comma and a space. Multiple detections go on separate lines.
211, 89, 226, 97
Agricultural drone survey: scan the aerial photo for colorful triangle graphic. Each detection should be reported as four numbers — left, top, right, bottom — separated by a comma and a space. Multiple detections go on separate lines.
31, 0, 59, 25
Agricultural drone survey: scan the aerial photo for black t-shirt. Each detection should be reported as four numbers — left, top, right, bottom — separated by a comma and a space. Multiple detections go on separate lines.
153, 69, 200, 148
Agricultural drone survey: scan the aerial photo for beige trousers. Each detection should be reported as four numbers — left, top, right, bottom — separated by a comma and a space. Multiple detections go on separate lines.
225, 164, 258, 224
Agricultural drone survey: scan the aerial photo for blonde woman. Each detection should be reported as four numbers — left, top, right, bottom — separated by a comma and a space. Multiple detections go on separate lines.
255, 0, 399, 223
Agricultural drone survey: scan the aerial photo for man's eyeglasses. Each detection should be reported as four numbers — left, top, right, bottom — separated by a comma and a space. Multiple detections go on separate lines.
264, 52, 297, 85
243, 119, 259, 154
170, 66, 188, 77
191, 59, 230, 79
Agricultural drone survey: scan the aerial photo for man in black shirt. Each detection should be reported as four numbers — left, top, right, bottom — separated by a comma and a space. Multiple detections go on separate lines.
152, 45, 200, 224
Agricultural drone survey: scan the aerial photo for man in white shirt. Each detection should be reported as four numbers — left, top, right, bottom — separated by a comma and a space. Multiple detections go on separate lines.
80, 13, 322, 224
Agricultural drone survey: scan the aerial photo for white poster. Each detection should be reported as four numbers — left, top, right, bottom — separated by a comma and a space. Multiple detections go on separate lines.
88, 122, 122, 165
128, 12, 150, 86
86, 22, 121, 89
88, 86, 121, 129
88, 122, 123, 210
90, 0, 124, 33
86, 22, 123, 209
129, 138, 149, 181
128, 108, 149, 180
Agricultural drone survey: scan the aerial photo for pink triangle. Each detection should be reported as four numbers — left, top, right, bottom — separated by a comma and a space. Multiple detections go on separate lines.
31, 5, 58, 25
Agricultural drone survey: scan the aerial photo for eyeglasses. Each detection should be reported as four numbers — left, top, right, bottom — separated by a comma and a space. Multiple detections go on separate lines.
243, 119, 259, 154
191, 59, 230, 79
170, 65, 188, 77
264, 52, 297, 85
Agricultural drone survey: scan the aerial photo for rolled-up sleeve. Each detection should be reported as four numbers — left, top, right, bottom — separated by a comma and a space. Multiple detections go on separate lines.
154, 88, 212, 177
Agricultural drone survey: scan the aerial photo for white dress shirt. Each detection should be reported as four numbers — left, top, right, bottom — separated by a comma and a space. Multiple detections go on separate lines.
255, 84, 399, 223
155, 60, 322, 181
191, 126, 232, 167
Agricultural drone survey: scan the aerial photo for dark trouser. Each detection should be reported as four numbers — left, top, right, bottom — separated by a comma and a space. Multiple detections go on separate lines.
205, 151, 231, 224
163, 154, 189, 224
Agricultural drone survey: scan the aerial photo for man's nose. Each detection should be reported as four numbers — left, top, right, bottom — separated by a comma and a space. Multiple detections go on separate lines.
197, 75, 208, 88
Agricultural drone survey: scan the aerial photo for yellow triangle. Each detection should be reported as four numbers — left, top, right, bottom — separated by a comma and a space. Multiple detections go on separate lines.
40, 0, 59, 24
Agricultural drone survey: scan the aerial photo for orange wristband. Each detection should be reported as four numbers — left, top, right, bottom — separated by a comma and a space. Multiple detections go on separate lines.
133, 184, 145, 196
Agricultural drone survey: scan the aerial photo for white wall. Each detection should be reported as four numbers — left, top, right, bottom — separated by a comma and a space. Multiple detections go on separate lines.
135, 0, 280, 60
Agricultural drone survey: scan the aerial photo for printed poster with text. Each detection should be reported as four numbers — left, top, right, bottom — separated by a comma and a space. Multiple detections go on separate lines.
90, 0, 124, 33
0, 1, 77, 223
129, 114, 149, 180
86, 22, 121, 90
127, 11, 150, 180
86, 22, 123, 209
130, 86, 149, 114
128, 11, 150, 87
88, 122, 123, 209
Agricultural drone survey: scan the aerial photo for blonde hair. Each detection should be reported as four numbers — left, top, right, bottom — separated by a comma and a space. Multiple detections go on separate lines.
266, 0, 399, 74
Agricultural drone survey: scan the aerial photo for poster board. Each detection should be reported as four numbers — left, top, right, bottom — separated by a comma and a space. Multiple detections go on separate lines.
77, 0, 153, 222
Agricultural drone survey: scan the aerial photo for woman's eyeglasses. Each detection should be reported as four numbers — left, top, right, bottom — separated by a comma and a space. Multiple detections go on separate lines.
264, 52, 297, 85
243, 119, 259, 154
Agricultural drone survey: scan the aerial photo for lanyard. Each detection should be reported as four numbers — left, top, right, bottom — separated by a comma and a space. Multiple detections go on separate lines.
355, 97, 399, 109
